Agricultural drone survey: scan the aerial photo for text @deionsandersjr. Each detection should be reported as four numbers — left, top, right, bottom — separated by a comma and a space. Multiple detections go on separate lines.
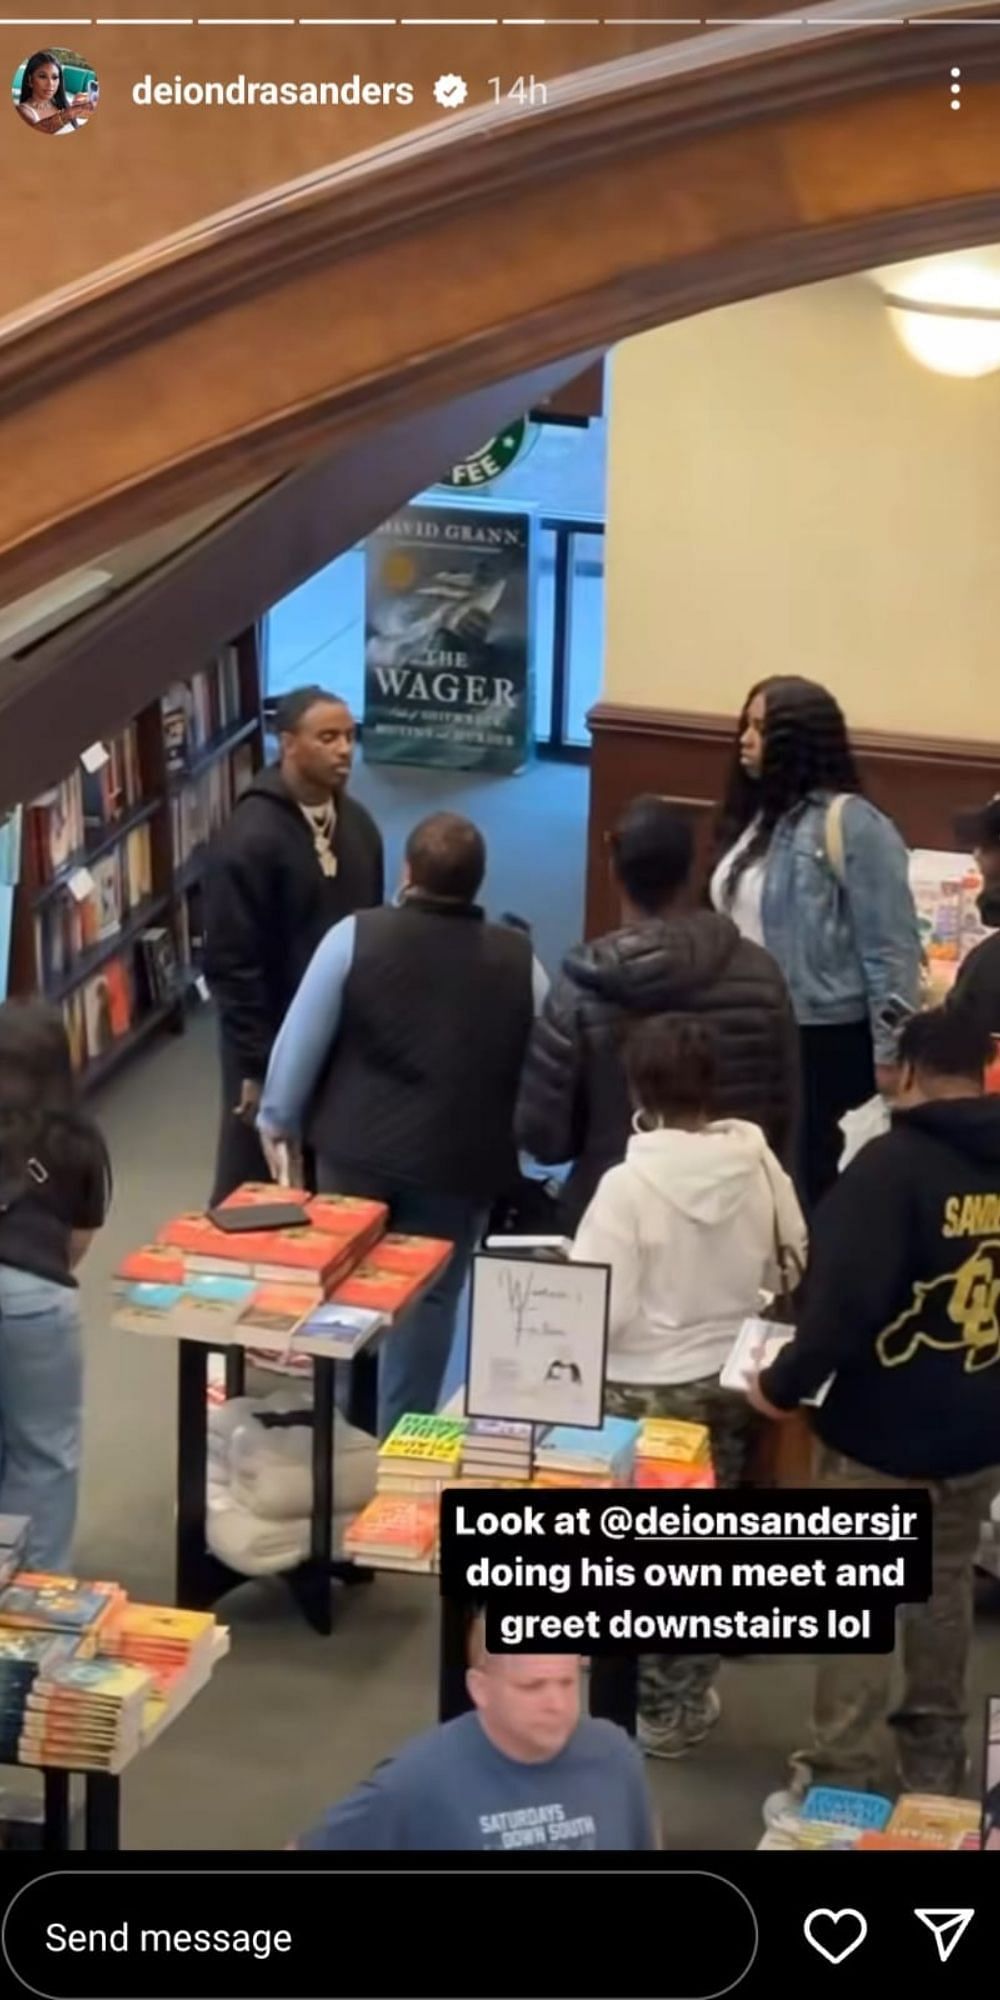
438, 1490, 934, 1652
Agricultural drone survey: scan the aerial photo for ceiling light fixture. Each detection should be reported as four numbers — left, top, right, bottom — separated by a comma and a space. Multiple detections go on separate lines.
871, 251, 1000, 378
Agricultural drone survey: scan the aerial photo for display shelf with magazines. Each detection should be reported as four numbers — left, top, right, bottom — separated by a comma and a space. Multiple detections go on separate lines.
8, 628, 263, 1092
0, 1557, 230, 1852
111, 1184, 456, 1639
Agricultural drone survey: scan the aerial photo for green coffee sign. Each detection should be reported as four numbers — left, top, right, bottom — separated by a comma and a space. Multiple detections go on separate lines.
441, 419, 529, 489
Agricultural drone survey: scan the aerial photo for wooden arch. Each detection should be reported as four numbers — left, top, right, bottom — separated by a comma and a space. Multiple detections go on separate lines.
2, 1, 1000, 609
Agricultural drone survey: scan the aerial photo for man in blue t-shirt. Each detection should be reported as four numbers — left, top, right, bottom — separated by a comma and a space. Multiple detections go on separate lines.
292, 1629, 657, 1852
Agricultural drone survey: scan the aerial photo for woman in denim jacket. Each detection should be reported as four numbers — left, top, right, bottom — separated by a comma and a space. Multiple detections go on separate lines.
710, 677, 921, 1208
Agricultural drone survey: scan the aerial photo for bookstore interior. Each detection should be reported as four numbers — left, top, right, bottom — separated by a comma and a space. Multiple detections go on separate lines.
0, 352, 999, 1865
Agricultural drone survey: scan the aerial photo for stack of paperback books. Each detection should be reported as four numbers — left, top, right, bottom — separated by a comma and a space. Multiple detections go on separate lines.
342, 1494, 440, 1573
532, 1418, 639, 1489
343, 1412, 469, 1572
458, 1418, 534, 1486
760, 1786, 982, 1851
111, 1185, 451, 1363
633, 1419, 716, 1490
332, 1234, 453, 1317
0, 1569, 230, 1773
376, 1413, 469, 1498
16, 1658, 154, 1772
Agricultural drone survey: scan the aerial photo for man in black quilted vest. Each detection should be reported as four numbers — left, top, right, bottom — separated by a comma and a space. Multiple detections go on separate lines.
259, 812, 545, 1437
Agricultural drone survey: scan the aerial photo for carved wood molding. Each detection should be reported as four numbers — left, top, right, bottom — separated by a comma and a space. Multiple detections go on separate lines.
3, 6, 1000, 419
588, 701, 1000, 769
0, 354, 586, 817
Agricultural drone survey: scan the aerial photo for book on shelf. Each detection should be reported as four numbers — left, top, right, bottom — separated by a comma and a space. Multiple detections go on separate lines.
30, 824, 153, 988
162, 647, 244, 775
25, 722, 144, 889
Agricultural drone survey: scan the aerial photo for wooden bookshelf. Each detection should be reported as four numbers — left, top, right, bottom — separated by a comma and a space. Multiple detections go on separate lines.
9, 625, 264, 1094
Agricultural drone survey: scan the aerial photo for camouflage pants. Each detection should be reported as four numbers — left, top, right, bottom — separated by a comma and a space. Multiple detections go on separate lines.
790, 1446, 1000, 1797
605, 1376, 758, 1728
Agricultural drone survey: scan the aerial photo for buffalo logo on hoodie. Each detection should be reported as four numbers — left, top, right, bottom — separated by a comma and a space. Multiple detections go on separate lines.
877, 1239, 1000, 1374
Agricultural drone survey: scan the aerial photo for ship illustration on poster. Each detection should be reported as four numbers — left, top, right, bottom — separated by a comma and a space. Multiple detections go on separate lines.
364, 504, 532, 774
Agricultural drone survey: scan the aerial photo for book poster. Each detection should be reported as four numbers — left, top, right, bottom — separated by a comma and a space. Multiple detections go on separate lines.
363, 505, 532, 773
466, 1254, 608, 1430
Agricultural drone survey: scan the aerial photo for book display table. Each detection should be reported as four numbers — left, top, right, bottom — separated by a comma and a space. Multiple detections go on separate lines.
22, 1628, 230, 1854
113, 1188, 455, 1638
172, 1335, 377, 1636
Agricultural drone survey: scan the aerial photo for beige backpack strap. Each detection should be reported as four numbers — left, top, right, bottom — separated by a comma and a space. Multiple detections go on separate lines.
824, 794, 848, 885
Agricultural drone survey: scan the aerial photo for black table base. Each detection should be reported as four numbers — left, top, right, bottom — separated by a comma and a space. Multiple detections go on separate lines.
41, 1768, 121, 1851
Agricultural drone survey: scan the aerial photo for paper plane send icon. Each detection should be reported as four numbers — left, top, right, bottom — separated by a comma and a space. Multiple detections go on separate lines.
915, 1909, 975, 1963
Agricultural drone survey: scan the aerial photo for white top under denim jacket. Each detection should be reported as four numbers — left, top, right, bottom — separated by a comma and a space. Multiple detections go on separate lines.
712, 792, 922, 1068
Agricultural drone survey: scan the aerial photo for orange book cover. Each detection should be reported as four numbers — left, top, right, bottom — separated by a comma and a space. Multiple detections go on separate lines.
247, 1227, 350, 1281
634, 1464, 717, 1489
855, 1831, 950, 1849
371, 1234, 452, 1277
331, 1263, 425, 1314
116, 1244, 185, 1285
344, 1496, 438, 1554
157, 1213, 275, 1260
104, 959, 133, 1038
308, 1193, 388, 1243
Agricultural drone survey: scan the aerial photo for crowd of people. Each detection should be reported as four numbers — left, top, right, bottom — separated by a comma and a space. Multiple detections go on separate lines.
0, 671, 998, 1849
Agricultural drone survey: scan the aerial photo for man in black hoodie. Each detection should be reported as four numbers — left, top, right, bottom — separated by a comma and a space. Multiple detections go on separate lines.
752, 1003, 1000, 1801
515, 795, 799, 1228
203, 687, 383, 1202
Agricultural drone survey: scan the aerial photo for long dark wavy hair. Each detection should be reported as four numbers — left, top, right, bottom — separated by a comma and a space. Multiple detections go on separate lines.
714, 676, 863, 902
19, 52, 70, 109
0, 998, 111, 1209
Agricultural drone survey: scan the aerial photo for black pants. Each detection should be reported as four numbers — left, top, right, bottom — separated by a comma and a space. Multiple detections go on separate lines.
798, 1020, 876, 1214
209, 1039, 270, 1206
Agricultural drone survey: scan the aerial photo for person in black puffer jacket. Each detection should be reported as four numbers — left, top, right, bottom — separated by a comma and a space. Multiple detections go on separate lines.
515, 796, 800, 1232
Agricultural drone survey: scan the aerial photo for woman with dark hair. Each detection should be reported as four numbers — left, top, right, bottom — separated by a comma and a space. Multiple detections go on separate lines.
710, 676, 921, 1207
572, 1015, 806, 1757
16, 51, 93, 134
0, 999, 111, 1570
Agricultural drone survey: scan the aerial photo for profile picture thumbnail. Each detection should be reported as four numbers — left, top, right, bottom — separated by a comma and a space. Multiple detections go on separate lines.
984, 1695, 1000, 1850
12, 48, 99, 135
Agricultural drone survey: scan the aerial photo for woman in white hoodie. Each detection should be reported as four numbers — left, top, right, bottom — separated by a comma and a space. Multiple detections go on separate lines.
573, 1016, 807, 1759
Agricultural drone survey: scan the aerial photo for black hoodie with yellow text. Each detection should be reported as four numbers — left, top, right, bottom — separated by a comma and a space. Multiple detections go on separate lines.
762, 1097, 1000, 1478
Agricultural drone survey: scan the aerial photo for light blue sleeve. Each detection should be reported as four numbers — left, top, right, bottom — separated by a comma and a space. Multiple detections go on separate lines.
258, 915, 357, 1140
841, 800, 923, 1067
519, 954, 570, 1181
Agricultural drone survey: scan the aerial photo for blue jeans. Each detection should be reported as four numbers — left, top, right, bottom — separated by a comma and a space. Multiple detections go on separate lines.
316, 1164, 487, 1438
0, 1266, 83, 1574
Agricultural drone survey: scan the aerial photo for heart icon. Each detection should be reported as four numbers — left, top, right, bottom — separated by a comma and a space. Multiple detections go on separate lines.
803, 1908, 868, 1965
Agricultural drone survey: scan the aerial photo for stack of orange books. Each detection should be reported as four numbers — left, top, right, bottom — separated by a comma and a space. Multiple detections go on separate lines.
332, 1235, 452, 1313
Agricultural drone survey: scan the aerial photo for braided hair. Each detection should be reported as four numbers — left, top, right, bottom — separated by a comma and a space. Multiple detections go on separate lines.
714, 676, 863, 903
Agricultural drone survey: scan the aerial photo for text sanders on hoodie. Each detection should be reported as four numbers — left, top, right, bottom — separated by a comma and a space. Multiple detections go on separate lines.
762, 1093, 1000, 1481
573, 1120, 807, 1386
